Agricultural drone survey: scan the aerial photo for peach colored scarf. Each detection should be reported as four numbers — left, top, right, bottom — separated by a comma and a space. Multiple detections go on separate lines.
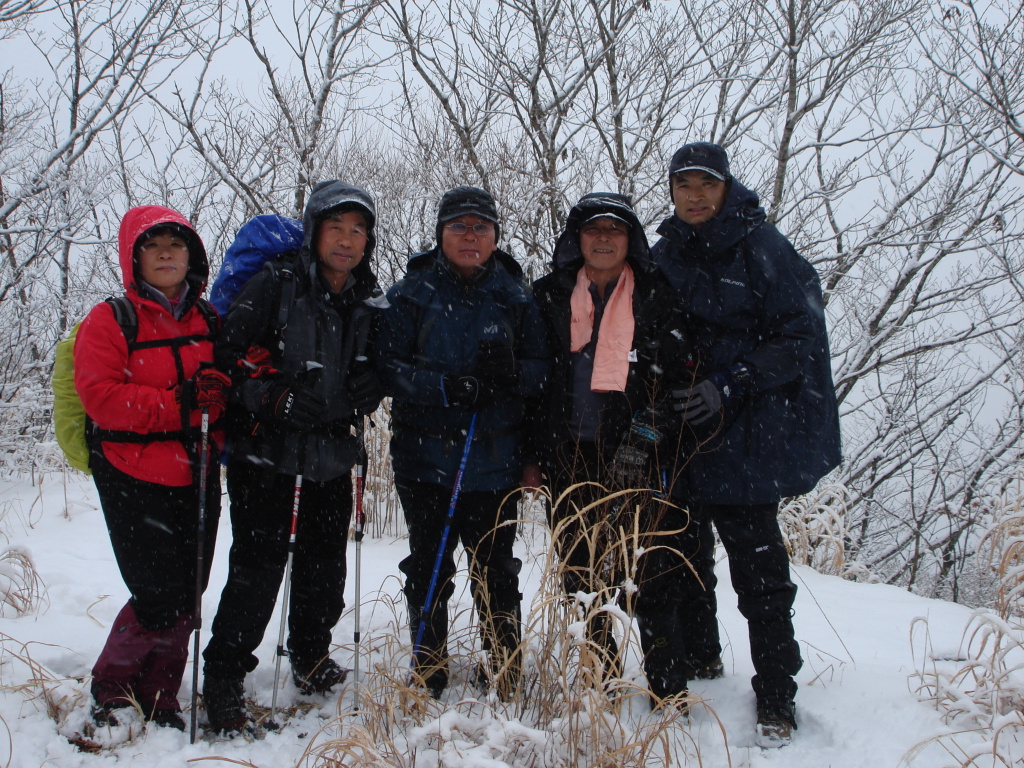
569, 263, 635, 392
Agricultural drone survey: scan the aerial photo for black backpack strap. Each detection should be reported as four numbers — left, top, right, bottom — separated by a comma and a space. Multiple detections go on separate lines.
194, 296, 220, 335
260, 259, 299, 354
273, 263, 297, 333
105, 296, 138, 348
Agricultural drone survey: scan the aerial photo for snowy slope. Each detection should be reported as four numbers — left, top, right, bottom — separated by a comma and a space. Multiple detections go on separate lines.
0, 474, 1011, 767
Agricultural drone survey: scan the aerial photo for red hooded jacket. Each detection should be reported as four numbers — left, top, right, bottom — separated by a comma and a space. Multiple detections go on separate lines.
74, 205, 221, 486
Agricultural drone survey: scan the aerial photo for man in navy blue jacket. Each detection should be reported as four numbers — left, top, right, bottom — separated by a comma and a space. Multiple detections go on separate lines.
652, 142, 841, 747
375, 186, 550, 702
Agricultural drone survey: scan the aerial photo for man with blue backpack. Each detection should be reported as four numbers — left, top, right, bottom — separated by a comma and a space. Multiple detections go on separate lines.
201, 181, 384, 734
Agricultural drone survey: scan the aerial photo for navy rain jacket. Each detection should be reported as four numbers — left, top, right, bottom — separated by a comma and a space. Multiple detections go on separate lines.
375, 248, 550, 492
652, 180, 841, 504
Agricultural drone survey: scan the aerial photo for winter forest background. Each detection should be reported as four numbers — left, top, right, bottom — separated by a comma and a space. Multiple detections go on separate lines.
1, 0, 1023, 614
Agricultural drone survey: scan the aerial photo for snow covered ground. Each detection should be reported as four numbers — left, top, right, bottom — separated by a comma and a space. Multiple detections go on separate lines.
0, 473, 1016, 767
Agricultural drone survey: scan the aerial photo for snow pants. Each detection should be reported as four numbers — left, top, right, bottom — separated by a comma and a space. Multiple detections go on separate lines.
202, 461, 352, 680
396, 476, 522, 691
90, 448, 221, 711
672, 501, 802, 706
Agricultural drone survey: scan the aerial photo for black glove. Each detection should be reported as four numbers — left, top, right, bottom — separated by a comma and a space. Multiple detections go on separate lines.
474, 339, 517, 402
670, 378, 724, 426
347, 367, 383, 417
262, 381, 326, 431
442, 373, 479, 407
609, 420, 663, 488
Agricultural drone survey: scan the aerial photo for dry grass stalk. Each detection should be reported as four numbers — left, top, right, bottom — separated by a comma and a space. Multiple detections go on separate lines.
0, 546, 44, 617
307, 482, 721, 767
907, 486, 1024, 767
779, 483, 849, 577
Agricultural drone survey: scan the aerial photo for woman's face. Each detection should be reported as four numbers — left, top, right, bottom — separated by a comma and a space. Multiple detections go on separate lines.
441, 214, 497, 277
137, 231, 190, 299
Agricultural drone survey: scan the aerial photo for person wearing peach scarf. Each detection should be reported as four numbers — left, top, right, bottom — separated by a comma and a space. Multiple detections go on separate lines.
527, 192, 693, 704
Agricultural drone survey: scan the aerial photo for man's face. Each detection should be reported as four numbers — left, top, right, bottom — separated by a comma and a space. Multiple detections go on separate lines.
441, 214, 496, 277
671, 170, 728, 227
317, 210, 368, 290
579, 216, 629, 276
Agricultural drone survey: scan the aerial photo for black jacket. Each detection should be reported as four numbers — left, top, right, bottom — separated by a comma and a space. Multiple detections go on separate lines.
528, 193, 692, 480
217, 182, 384, 483
652, 179, 841, 504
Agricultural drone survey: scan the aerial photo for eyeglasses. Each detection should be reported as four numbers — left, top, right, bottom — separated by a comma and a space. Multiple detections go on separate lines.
445, 222, 494, 236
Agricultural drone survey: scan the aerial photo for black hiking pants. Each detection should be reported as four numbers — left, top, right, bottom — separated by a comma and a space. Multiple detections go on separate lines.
674, 501, 802, 705
396, 476, 522, 680
91, 448, 221, 630
203, 460, 352, 679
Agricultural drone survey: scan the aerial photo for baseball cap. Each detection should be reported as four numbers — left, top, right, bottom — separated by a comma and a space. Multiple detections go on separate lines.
668, 142, 731, 181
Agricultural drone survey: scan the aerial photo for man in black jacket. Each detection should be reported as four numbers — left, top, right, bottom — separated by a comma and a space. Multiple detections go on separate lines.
201, 181, 384, 734
652, 143, 841, 747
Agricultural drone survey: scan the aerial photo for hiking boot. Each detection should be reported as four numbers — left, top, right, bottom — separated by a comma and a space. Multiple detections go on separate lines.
650, 690, 691, 718
91, 700, 130, 727
291, 657, 348, 695
411, 664, 448, 699
473, 660, 520, 703
203, 676, 251, 734
148, 708, 186, 731
691, 656, 725, 680
755, 701, 797, 748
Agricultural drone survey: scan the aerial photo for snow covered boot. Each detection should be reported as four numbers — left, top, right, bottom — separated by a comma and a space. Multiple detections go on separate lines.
291, 657, 348, 695
203, 676, 251, 734
91, 701, 130, 727
90, 602, 152, 709
755, 699, 797, 748
690, 655, 725, 680
148, 708, 186, 731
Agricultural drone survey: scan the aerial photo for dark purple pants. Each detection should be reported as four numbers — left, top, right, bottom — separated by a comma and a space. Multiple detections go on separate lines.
90, 449, 220, 710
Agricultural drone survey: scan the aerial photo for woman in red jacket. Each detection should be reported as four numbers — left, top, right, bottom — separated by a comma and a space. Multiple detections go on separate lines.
75, 206, 229, 730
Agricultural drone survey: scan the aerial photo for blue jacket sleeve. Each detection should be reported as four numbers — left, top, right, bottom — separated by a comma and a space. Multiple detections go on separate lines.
373, 284, 450, 406
739, 236, 819, 393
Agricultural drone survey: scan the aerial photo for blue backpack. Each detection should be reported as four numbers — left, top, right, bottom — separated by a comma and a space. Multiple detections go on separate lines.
209, 214, 304, 315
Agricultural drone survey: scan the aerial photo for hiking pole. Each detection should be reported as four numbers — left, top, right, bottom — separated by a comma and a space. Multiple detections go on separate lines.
352, 427, 366, 710
189, 408, 210, 744
268, 458, 304, 730
411, 413, 478, 676
349, 316, 371, 710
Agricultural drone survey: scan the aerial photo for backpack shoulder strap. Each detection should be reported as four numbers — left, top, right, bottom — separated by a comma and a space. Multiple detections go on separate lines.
264, 258, 299, 339
104, 296, 138, 348
194, 297, 219, 335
